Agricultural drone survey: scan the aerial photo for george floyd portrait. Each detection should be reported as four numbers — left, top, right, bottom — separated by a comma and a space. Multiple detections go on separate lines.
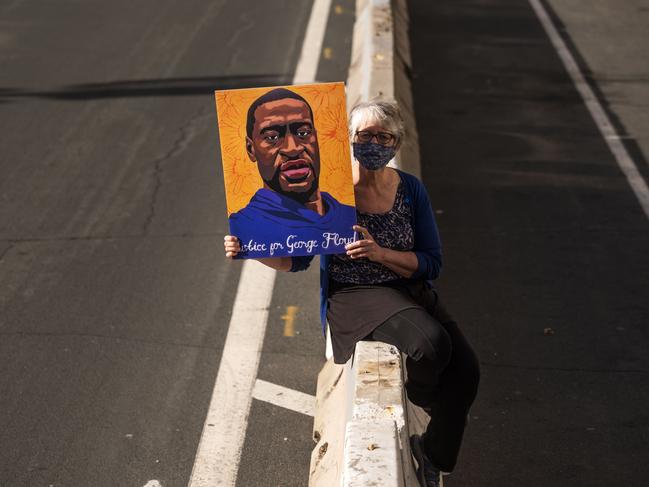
215, 82, 356, 259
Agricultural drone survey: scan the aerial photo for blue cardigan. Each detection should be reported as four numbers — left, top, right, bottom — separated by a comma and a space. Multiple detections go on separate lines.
289, 169, 442, 334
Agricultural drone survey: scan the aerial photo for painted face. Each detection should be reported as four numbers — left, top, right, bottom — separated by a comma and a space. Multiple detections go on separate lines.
246, 98, 320, 200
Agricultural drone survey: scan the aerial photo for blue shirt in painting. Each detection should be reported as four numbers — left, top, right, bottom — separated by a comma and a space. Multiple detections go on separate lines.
229, 188, 356, 259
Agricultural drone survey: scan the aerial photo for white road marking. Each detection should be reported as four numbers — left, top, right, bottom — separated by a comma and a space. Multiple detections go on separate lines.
252, 379, 316, 417
142, 481, 162, 487
528, 0, 649, 221
189, 0, 332, 484
188, 261, 276, 487
293, 0, 333, 84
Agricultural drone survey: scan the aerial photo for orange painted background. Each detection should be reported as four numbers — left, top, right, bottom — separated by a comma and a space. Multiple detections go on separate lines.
215, 82, 355, 216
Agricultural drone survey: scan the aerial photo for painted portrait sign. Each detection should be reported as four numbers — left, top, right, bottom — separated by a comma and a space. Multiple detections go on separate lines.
215, 82, 356, 259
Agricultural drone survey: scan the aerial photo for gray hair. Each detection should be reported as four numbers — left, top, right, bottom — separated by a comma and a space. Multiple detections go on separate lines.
348, 99, 405, 147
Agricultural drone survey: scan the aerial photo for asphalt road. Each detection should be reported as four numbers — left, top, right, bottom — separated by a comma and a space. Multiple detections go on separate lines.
408, 0, 649, 485
1, 0, 648, 486
0, 1, 354, 486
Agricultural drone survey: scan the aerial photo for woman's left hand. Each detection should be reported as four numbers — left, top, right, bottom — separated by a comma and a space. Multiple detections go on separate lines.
346, 225, 385, 262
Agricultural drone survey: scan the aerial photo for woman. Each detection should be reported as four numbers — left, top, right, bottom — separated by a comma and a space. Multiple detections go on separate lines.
224, 100, 480, 487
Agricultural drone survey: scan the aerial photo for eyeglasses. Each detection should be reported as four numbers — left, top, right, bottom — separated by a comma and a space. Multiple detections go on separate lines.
355, 131, 396, 146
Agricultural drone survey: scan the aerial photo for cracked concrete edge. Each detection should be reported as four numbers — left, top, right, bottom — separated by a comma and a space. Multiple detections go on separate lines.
346, 342, 419, 486
342, 419, 404, 487
310, 342, 419, 487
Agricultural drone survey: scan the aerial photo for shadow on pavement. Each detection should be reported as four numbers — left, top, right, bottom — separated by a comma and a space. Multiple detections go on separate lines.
0, 74, 290, 102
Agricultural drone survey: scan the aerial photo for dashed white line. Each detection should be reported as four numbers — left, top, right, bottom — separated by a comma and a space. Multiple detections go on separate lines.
528, 0, 649, 221
252, 379, 316, 417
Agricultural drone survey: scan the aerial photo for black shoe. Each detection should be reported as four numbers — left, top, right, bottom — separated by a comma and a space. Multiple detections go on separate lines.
410, 434, 442, 487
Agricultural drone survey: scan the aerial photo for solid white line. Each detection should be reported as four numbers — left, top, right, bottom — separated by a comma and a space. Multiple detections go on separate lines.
252, 379, 316, 417
528, 0, 649, 221
189, 1, 332, 485
292, 0, 333, 84
188, 261, 276, 487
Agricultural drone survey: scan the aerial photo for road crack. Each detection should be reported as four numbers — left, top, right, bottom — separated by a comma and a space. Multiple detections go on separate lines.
142, 108, 210, 234
0, 243, 14, 263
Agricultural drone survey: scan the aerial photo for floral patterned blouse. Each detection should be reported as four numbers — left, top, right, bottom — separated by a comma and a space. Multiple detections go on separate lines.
328, 180, 414, 284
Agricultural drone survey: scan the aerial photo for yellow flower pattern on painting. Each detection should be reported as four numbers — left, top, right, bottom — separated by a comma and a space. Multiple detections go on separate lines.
215, 82, 355, 216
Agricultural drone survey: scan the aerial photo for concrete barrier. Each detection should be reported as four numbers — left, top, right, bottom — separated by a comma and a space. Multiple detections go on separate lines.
309, 342, 414, 486
346, 0, 421, 178
309, 0, 431, 485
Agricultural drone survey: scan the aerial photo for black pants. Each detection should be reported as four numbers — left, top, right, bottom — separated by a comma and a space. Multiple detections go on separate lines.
366, 293, 480, 473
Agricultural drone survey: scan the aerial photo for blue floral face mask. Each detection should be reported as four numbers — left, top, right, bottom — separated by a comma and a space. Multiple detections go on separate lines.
353, 142, 396, 171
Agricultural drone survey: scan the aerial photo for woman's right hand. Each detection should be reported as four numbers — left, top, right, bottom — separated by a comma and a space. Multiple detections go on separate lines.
224, 235, 241, 258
